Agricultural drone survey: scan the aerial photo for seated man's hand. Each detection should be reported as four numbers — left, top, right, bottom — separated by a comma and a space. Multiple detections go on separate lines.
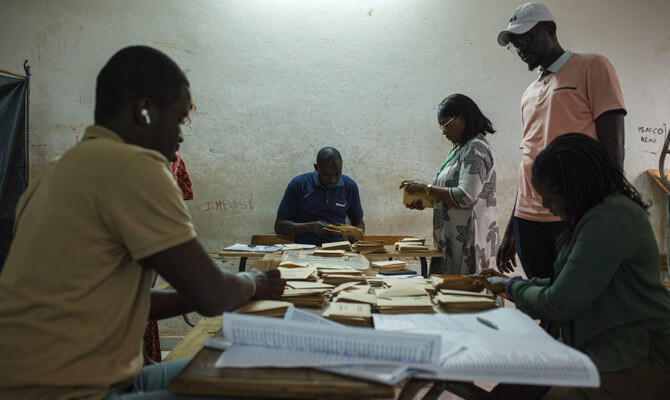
248, 269, 285, 300
310, 221, 332, 235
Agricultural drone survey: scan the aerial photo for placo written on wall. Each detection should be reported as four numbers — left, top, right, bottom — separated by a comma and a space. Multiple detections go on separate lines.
1, 0, 669, 252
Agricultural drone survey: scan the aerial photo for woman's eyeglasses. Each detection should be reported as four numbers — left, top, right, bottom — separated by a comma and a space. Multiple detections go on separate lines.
439, 116, 457, 131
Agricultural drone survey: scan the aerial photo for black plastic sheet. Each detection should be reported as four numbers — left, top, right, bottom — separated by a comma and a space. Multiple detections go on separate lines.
0, 73, 29, 270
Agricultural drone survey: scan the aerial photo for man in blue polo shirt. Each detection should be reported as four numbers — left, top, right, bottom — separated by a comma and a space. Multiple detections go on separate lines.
275, 147, 365, 245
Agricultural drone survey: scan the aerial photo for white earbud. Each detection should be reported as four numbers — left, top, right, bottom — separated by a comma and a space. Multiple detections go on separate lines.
140, 109, 151, 125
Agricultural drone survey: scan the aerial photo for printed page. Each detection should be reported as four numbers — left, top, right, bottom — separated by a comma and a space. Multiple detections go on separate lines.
372, 309, 599, 387
316, 365, 415, 385
222, 312, 441, 364
215, 344, 440, 373
373, 308, 548, 337
283, 306, 342, 326
222, 243, 282, 252
416, 332, 600, 387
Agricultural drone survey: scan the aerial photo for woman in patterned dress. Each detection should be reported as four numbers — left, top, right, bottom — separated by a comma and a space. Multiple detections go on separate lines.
401, 94, 499, 275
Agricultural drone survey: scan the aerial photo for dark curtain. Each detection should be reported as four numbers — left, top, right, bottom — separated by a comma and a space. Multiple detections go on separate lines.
0, 73, 29, 271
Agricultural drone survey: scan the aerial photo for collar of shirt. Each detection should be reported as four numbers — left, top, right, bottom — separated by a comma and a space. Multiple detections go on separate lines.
538, 49, 573, 78
310, 170, 344, 188
83, 125, 125, 142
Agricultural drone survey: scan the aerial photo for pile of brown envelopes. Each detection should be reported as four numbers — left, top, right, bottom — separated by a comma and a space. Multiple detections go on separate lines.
324, 224, 364, 242
436, 289, 497, 313
375, 283, 434, 314
318, 265, 368, 285
352, 240, 386, 254
311, 249, 347, 257
320, 241, 352, 251
233, 300, 293, 317
370, 260, 410, 273
321, 302, 372, 326
281, 280, 333, 308
394, 237, 429, 252
431, 274, 479, 292
278, 264, 318, 281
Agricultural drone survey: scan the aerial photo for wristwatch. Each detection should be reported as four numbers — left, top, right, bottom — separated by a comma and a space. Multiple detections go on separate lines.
425, 184, 433, 195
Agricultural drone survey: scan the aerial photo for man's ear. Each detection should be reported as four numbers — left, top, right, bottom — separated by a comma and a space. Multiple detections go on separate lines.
545, 21, 557, 37
313, 163, 319, 172
134, 98, 154, 126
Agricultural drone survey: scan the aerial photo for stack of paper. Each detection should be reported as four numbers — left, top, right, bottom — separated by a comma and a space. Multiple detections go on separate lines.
333, 290, 377, 305
366, 277, 384, 287
286, 280, 335, 291
233, 300, 293, 317
311, 249, 346, 257
281, 288, 328, 308
370, 260, 410, 273
278, 265, 318, 281
352, 240, 386, 254
324, 224, 364, 242
322, 302, 372, 326
332, 282, 371, 295
321, 272, 367, 285
376, 296, 435, 314
278, 261, 310, 268
370, 308, 600, 388
431, 274, 478, 292
436, 291, 498, 313
376, 284, 429, 298
321, 241, 353, 251
214, 313, 443, 386
394, 237, 429, 252
397, 237, 426, 245
382, 277, 433, 291
402, 188, 434, 208
317, 265, 368, 285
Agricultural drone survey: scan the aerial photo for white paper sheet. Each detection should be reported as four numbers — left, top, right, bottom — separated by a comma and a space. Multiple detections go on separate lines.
373, 308, 549, 337
283, 306, 343, 326
221, 313, 442, 364
372, 309, 600, 387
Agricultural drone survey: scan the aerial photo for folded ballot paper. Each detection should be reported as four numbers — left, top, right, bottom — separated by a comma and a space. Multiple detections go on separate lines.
210, 312, 445, 385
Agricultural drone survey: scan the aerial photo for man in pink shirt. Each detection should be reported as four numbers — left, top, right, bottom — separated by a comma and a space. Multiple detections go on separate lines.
496, 3, 626, 280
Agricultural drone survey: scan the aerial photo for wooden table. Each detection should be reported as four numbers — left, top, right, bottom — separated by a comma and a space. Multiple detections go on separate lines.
163, 316, 222, 362
219, 245, 443, 277
166, 315, 488, 400
166, 316, 395, 399
169, 347, 396, 399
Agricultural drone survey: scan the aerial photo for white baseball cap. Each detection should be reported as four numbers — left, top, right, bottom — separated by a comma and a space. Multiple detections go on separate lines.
498, 3, 555, 46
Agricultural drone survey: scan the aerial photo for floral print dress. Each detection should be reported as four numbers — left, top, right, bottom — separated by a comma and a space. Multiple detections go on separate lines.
431, 134, 499, 275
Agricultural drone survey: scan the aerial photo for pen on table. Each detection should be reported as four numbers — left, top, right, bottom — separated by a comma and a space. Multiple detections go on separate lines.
476, 317, 499, 330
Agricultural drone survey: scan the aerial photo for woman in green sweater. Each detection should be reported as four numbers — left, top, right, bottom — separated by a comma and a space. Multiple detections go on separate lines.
479, 134, 670, 399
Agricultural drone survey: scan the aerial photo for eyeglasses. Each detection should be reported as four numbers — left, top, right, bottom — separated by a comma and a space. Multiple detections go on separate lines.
439, 116, 457, 131
506, 31, 534, 53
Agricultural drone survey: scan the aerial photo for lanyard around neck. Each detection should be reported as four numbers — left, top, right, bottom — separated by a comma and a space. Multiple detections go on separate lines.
439, 145, 461, 173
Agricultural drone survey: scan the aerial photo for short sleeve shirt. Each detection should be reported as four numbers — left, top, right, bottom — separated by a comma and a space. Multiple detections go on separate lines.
516, 52, 626, 221
0, 126, 196, 400
277, 171, 363, 245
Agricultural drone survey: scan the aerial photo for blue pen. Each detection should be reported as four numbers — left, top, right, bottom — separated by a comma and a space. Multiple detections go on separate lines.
476, 317, 499, 330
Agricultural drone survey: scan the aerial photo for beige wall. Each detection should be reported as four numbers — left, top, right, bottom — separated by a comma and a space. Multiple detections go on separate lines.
1, 0, 669, 254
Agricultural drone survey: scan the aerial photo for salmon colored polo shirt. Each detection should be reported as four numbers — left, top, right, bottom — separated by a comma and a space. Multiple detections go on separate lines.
516, 51, 626, 222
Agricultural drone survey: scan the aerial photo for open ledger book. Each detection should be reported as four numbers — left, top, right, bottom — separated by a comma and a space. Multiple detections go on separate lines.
211, 311, 444, 384
206, 308, 599, 388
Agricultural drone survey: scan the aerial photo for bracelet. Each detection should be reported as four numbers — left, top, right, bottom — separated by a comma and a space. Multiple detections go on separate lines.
504, 276, 524, 301
425, 184, 433, 195
239, 272, 257, 298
